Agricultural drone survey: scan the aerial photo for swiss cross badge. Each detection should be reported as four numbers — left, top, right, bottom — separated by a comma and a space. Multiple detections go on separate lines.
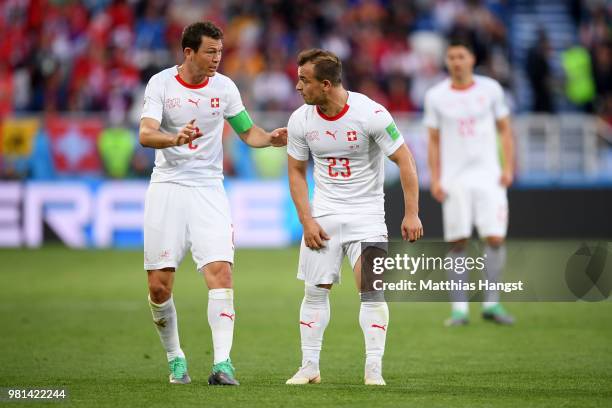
211, 97, 220, 108
347, 130, 357, 142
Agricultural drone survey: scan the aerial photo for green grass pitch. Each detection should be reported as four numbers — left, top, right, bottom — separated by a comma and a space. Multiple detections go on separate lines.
1, 244, 611, 407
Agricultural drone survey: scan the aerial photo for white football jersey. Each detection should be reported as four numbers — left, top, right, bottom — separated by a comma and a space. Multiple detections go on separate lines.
423, 75, 509, 188
141, 66, 245, 186
287, 91, 405, 217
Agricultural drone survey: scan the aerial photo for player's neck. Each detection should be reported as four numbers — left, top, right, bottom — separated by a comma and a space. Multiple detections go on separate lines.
177, 64, 208, 86
318, 88, 349, 117
451, 74, 475, 90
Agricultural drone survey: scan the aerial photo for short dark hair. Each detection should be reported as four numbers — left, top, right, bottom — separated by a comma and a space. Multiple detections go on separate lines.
181, 21, 223, 52
297, 48, 342, 85
447, 37, 475, 54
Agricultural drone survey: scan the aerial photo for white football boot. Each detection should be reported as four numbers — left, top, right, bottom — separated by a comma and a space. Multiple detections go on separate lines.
364, 361, 386, 385
286, 361, 321, 385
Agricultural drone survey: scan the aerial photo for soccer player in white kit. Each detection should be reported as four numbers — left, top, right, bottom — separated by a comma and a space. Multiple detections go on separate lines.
139, 22, 287, 385
285, 49, 423, 386
425, 38, 515, 326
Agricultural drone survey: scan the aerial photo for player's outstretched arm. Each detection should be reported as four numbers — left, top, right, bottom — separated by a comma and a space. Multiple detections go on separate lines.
139, 118, 203, 148
427, 127, 446, 202
237, 125, 287, 148
389, 144, 424, 242
497, 116, 514, 187
287, 156, 329, 249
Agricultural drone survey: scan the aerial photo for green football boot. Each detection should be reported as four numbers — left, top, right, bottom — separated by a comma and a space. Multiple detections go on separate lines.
168, 357, 191, 384
208, 358, 240, 386
444, 310, 469, 327
482, 304, 515, 325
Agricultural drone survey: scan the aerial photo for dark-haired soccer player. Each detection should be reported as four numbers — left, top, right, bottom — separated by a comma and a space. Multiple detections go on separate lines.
286, 49, 423, 385
425, 38, 515, 326
139, 21, 287, 385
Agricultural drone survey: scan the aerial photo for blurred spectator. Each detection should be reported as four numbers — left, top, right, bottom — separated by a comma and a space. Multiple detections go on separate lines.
561, 44, 596, 111
252, 58, 294, 111
386, 76, 414, 113
592, 41, 612, 106
0, 62, 14, 119
526, 30, 554, 113
98, 126, 135, 178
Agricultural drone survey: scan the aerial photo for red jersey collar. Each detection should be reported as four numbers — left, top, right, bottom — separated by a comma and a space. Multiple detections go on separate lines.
175, 67, 210, 89
316, 102, 350, 121
450, 80, 475, 91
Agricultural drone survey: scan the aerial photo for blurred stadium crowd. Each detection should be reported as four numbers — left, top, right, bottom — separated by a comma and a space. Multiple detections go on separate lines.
0, 0, 611, 180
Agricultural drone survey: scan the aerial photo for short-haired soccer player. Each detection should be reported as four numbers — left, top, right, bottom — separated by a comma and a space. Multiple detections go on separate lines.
139, 21, 287, 385
425, 38, 515, 326
286, 49, 423, 385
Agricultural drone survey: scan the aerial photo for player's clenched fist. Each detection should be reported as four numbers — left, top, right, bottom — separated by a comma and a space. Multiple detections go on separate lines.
401, 213, 423, 242
302, 217, 330, 249
174, 119, 203, 146
270, 127, 288, 147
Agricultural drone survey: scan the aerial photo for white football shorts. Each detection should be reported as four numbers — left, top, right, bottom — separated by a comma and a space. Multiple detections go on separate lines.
297, 213, 388, 285
143, 181, 234, 271
442, 180, 508, 242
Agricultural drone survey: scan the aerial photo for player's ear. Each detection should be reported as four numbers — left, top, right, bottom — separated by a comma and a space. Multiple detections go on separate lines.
184, 47, 194, 60
321, 79, 332, 91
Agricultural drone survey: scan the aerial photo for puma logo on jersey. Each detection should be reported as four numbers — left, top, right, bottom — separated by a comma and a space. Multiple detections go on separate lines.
325, 130, 337, 140
374, 109, 383, 114
187, 98, 200, 107
300, 321, 315, 328
371, 324, 386, 331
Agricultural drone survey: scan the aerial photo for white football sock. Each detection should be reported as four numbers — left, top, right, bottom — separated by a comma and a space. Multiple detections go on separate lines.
148, 295, 185, 362
447, 247, 469, 314
359, 292, 389, 366
208, 288, 235, 364
483, 244, 507, 308
299, 284, 330, 367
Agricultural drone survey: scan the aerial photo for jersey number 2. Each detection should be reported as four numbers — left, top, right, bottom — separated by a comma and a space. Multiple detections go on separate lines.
327, 157, 351, 178
188, 126, 201, 150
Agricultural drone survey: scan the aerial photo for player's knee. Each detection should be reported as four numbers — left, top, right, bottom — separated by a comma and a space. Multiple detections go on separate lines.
305, 284, 330, 303
203, 262, 233, 288
486, 236, 504, 248
148, 281, 171, 304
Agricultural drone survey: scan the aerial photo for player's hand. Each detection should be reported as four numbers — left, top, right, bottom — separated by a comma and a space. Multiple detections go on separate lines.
270, 127, 288, 147
303, 217, 330, 249
401, 213, 423, 242
500, 169, 513, 187
174, 119, 203, 146
430, 180, 446, 202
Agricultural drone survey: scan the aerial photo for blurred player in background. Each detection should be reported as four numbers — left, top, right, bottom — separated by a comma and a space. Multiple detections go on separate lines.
425, 38, 515, 326
139, 21, 287, 385
286, 49, 423, 386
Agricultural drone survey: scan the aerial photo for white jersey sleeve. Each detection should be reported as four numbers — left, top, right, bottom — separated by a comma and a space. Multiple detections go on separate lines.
368, 106, 404, 156
224, 78, 246, 119
423, 91, 439, 129
287, 108, 309, 161
491, 81, 510, 119
141, 75, 164, 123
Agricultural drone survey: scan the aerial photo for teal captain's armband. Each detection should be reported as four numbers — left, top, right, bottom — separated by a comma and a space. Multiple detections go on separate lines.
227, 110, 254, 134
